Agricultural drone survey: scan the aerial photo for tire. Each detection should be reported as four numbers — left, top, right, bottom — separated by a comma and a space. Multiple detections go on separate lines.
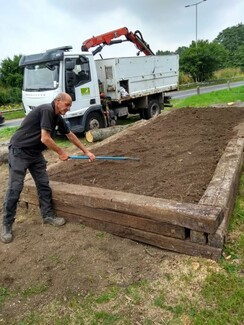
85, 112, 105, 132
144, 100, 161, 119
139, 109, 145, 119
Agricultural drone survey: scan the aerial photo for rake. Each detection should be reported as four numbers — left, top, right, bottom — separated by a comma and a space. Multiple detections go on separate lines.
68, 155, 140, 161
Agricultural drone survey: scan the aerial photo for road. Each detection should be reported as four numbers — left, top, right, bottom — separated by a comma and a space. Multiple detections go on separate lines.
1, 81, 243, 129
0, 118, 23, 129
168, 80, 244, 99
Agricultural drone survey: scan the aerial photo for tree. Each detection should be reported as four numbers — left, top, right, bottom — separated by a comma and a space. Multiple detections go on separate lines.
232, 45, 244, 71
180, 40, 227, 82
214, 23, 244, 68
0, 55, 23, 88
0, 55, 23, 104
215, 23, 244, 52
175, 46, 188, 56
156, 50, 175, 55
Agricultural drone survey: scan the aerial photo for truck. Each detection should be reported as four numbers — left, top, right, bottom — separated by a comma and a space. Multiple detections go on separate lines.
19, 27, 179, 133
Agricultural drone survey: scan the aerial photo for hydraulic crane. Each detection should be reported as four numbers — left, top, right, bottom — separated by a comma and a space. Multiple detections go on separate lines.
81, 27, 155, 56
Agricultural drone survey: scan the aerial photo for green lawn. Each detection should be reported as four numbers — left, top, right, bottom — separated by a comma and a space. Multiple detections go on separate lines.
171, 85, 244, 108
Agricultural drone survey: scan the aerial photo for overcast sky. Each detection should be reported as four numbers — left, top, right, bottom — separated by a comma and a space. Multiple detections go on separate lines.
0, 0, 243, 62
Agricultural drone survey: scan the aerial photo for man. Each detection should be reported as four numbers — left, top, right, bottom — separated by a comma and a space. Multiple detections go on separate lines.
1, 92, 95, 244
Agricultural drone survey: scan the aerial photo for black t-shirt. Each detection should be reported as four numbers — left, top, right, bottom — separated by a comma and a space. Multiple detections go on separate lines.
10, 101, 70, 152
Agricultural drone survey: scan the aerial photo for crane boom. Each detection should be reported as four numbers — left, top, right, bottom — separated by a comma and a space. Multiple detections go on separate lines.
81, 27, 154, 56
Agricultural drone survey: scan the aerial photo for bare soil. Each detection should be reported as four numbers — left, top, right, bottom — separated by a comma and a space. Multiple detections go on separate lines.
49, 106, 244, 204
0, 106, 244, 323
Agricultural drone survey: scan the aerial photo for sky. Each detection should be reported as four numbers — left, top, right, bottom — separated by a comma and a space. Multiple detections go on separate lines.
0, 0, 243, 62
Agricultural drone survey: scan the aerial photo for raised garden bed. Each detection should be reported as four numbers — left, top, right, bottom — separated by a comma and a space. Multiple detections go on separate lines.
20, 107, 244, 259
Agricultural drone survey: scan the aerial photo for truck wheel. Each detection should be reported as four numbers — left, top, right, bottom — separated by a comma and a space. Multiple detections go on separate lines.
144, 100, 161, 119
85, 112, 105, 131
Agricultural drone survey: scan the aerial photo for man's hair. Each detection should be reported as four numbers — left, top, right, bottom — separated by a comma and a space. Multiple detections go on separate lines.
55, 92, 71, 102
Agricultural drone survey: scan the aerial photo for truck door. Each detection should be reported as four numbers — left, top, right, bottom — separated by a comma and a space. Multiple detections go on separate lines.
65, 56, 98, 115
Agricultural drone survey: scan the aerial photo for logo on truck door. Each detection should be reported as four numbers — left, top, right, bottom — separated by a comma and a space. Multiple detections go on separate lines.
80, 87, 90, 95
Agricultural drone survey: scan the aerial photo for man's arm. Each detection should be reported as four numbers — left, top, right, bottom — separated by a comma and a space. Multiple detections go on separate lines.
66, 131, 95, 161
41, 129, 68, 160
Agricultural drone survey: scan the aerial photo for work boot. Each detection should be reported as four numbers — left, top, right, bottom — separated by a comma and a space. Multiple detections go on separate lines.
1, 224, 13, 243
43, 214, 66, 226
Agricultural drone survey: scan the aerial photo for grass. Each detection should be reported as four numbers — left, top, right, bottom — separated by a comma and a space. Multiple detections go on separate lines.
21, 284, 48, 298
53, 133, 87, 147
0, 103, 25, 120
172, 85, 244, 108
194, 272, 244, 324
0, 283, 48, 306
4, 110, 25, 119
0, 86, 244, 324
0, 126, 18, 141
0, 287, 9, 305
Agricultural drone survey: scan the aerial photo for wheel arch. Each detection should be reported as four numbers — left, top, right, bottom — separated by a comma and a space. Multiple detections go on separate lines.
64, 105, 105, 133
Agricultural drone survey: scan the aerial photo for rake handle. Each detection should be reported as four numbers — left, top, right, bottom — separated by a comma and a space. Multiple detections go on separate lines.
68, 155, 140, 161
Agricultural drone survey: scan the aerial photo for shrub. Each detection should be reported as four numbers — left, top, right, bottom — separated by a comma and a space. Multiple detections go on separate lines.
0, 86, 21, 105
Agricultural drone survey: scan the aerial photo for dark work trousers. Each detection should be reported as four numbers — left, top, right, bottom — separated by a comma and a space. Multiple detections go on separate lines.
2, 146, 53, 226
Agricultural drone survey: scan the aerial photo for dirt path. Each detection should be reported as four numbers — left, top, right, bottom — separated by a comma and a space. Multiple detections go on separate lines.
0, 106, 244, 323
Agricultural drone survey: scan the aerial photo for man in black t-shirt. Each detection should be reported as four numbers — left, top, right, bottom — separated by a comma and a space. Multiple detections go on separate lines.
1, 92, 95, 244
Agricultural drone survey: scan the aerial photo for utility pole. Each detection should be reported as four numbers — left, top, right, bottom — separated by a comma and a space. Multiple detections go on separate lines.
185, 0, 207, 47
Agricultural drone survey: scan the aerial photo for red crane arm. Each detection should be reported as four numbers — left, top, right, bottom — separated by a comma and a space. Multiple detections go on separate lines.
126, 30, 154, 56
81, 27, 154, 56
82, 27, 129, 51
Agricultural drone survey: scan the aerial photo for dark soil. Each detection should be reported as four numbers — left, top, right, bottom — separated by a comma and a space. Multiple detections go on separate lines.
1, 106, 244, 323
49, 106, 244, 203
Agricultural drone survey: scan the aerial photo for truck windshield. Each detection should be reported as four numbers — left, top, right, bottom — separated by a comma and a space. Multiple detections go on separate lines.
23, 63, 59, 91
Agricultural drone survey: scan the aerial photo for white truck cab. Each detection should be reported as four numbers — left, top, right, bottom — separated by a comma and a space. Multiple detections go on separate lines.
20, 46, 105, 133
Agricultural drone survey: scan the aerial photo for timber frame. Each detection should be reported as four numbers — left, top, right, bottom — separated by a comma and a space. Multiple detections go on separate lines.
20, 117, 244, 260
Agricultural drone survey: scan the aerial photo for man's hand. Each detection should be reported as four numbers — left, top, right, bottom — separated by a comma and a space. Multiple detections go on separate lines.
86, 151, 96, 162
66, 132, 96, 162
59, 151, 69, 161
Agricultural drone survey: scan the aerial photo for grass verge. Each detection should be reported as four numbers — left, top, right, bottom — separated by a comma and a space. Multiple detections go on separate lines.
172, 85, 244, 108
0, 126, 18, 142
4, 110, 25, 120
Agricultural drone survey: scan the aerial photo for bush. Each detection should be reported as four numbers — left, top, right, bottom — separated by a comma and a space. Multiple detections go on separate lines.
179, 71, 193, 84
0, 87, 21, 105
214, 68, 243, 79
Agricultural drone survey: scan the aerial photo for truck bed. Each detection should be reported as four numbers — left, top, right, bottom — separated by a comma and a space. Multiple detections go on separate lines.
95, 55, 179, 101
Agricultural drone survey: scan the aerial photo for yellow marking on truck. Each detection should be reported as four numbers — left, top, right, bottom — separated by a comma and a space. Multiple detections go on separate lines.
81, 87, 90, 95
